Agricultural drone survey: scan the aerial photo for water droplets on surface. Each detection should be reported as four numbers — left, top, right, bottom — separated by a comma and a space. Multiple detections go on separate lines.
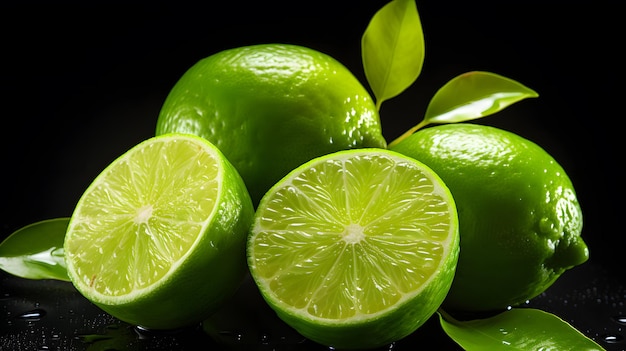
601, 333, 624, 344
17, 308, 47, 321
613, 315, 626, 326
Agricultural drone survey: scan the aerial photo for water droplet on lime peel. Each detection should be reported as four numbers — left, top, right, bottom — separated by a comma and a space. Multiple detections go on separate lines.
539, 217, 559, 238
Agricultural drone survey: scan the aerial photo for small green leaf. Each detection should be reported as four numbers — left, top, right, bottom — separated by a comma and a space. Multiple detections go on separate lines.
424, 71, 539, 124
439, 308, 606, 351
387, 71, 538, 148
0, 218, 70, 281
362, 0, 424, 110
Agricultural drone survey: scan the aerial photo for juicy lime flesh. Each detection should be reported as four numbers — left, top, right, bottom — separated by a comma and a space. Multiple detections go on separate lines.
65, 136, 220, 298
250, 150, 456, 321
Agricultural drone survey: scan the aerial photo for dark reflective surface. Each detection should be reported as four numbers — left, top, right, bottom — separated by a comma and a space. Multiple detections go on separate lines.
2, 1, 623, 350
1, 261, 624, 350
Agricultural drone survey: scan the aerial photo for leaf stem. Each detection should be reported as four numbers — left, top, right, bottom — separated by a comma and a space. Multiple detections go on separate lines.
387, 119, 429, 148
376, 99, 383, 112
436, 307, 455, 322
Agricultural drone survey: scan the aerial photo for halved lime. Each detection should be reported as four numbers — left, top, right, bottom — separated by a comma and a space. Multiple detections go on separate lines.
247, 148, 459, 349
64, 133, 254, 330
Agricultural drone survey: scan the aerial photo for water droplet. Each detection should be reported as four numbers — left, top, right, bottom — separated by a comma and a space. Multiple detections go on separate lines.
539, 217, 559, 238
259, 333, 270, 344
613, 316, 626, 326
217, 330, 244, 343
601, 333, 624, 344
134, 325, 152, 340
16, 308, 46, 321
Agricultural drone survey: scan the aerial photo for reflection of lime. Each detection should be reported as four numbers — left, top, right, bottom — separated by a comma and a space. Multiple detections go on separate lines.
64, 133, 254, 330
391, 123, 588, 312
247, 148, 459, 349
156, 44, 387, 206
202, 275, 307, 349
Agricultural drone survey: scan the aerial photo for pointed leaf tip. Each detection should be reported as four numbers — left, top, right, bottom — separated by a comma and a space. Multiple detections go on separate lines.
424, 71, 539, 125
362, 0, 424, 109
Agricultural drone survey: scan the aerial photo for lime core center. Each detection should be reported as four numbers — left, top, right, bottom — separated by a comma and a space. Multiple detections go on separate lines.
342, 223, 365, 244
135, 205, 154, 224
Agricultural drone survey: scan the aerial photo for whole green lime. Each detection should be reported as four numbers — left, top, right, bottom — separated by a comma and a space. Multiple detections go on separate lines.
156, 43, 387, 206
391, 123, 588, 312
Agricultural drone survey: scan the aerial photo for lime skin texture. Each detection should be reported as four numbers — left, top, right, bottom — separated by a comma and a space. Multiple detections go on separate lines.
156, 43, 387, 206
391, 123, 588, 312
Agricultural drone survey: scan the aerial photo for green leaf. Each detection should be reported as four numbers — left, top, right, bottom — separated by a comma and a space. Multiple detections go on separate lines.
362, 0, 424, 110
424, 71, 539, 124
388, 71, 538, 148
439, 308, 606, 351
0, 218, 70, 281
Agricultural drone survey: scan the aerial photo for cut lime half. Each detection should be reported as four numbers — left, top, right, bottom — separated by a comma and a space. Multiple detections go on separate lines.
247, 148, 459, 349
64, 133, 254, 330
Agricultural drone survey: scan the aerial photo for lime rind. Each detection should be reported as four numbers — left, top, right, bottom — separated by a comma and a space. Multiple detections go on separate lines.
248, 148, 459, 348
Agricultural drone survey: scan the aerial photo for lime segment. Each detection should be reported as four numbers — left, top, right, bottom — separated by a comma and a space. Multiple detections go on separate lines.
248, 148, 459, 349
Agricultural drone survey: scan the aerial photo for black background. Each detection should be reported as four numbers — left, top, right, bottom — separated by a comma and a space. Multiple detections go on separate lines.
2, 1, 622, 275
1, 1, 624, 349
